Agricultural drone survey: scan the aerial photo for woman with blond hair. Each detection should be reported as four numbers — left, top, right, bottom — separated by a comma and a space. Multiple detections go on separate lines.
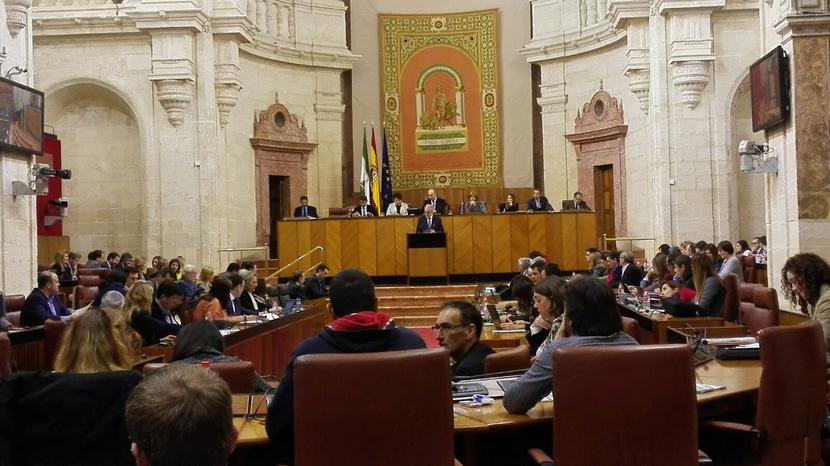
128, 281, 180, 345
54, 309, 134, 373
195, 266, 215, 298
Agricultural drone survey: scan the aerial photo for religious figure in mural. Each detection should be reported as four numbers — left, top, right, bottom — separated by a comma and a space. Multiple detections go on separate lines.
419, 86, 458, 130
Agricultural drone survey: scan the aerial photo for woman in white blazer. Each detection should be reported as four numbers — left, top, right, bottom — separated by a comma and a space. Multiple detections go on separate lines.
385, 192, 410, 216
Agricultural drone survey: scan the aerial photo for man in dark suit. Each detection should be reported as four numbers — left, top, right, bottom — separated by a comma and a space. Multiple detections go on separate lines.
422, 188, 449, 215
21, 271, 72, 327
304, 264, 329, 299
527, 189, 555, 212
151, 281, 185, 326
103, 251, 119, 270
562, 191, 591, 211
416, 204, 444, 233
293, 196, 318, 218
351, 195, 378, 217
614, 251, 643, 290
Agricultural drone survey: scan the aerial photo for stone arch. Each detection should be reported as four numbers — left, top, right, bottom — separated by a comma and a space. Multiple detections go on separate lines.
45, 82, 146, 256
727, 72, 766, 241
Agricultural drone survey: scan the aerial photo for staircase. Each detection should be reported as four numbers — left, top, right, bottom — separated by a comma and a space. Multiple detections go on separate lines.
377, 285, 478, 327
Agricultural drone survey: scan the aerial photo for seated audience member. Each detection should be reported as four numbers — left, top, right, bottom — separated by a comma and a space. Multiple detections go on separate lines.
385, 192, 410, 216
692, 253, 726, 317
605, 251, 622, 288
717, 240, 743, 283
527, 259, 548, 285
171, 321, 269, 392
498, 193, 520, 213
545, 261, 561, 277
104, 251, 120, 270
192, 277, 248, 324
617, 251, 643, 289
658, 243, 671, 255
21, 271, 72, 327
416, 204, 444, 234
304, 264, 330, 300
680, 241, 695, 256
177, 264, 198, 300
286, 271, 306, 300
562, 191, 590, 211
226, 273, 256, 317
126, 365, 238, 466
85, 249, 104, 268
92, 269, 129, 307
736, 239, 752, 256
239, 269, 269, 313
54, 309, 134, 373
241, 261, 258, 276
99, 290, 142, 354
527, 188, 555, 212
0, 293, 10, 330
128, 282, 179, 346
293, 195, 318, 218
502, 275, 638, 413
752, 235, 768, 264
118, 252, 134, 271
265, 268, 425, 464
660, 280, 680, 299
671, 254, 694, 290
435, 300, 494, 378
587, 251, 606, 278
351, 195, 378, 217
706, 243, 723, 271
51, 251, 78, 282
150, 256, 162, 270
124, 266, 140, 289
694, 241, 708, 255
153, 281, 185, 326
225, 262, 241, 274
195, 266, 215, 298
132, 257, 147, 278
422, 188, 449, 215
459, 192, 487, 214
640, 253, 670, 292
168, 258, 182, 281
527, 277, 567, 357
498, 274, 534, 322
781, 253, 830, 363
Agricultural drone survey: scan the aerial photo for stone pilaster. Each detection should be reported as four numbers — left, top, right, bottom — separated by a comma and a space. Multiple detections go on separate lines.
311, 69, 345, 212
610, 0, 651, 113
537, 62, 570, 201
214, 38, 242, 129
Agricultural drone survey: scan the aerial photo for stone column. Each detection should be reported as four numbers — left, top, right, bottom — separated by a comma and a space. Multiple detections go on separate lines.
537, 62, 570, 202
311, 69, 345, 213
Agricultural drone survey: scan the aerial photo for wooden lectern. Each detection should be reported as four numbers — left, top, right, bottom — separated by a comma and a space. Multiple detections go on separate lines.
407, 233, 448, 283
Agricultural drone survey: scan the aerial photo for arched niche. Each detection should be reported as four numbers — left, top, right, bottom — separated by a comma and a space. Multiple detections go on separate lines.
565, 87, 628, 238
250, 101, 317, 255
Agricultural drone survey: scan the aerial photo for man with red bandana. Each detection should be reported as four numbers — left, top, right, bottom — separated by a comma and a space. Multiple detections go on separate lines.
265, 268, 425, 464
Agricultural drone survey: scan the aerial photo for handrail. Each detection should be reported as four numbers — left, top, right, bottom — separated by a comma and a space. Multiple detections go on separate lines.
601, 235, 657, 257
216, 246, 269, 268
266, 246, 324, 282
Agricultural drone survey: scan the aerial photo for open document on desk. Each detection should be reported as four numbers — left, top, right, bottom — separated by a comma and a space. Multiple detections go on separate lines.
453, 375, 552, 401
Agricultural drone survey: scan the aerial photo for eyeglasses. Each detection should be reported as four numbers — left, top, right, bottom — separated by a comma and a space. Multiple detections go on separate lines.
431, 323, 465, 333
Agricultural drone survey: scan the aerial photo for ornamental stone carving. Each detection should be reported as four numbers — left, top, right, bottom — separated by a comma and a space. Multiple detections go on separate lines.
625, 67, 650, 113
6, 0, 32, 37
152, 78, 194, 127
216, 81, 242, 128
671, 60, 710, 110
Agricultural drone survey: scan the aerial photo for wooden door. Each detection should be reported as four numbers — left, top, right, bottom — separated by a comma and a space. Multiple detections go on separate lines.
268, 175, 290, 258
594, 165, 616, 249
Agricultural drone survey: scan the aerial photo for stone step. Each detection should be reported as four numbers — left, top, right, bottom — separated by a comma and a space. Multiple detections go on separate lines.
377, 294, 472, 307
375, 285, 478, 297
390, 315, 440, 327
379, 305, 443, 317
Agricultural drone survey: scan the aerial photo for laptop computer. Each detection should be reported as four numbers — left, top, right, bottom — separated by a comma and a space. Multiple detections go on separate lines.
282, 299, 301, 316
486, 304, 526, 333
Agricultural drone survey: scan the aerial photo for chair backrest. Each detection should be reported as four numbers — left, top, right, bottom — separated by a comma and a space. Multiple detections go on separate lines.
4, 294, 25, 313
44, 319, 69, 370
73, 285, 98, 309
293, 348, 454, 466
721, 273, 740, 323
77, 268, 110, 278
328, 207, 351, 217
740, 287, 780, 335
0, 332, 11, 377
6, 312, 20, 327
741, 255, 756, 283
484, 344, 531, 374
756, 322, 826, 465
621, 316, 641, 343
142, 361, 256, 393
553, 345, 698, 466
78, 275, 102, 287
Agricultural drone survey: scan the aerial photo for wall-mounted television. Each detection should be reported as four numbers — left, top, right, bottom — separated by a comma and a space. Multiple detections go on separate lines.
749, 46, 790, 133
0, 77, 44, 156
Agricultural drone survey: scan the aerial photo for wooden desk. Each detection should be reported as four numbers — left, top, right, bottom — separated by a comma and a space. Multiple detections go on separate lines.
481, 326, 527, 349
8, 327, 45, 371
666, 326, 751, 345
617, 300, 724, 344
277, 212, 598, 277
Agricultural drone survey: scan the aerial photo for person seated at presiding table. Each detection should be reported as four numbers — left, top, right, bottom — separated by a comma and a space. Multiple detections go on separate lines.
459, 192, 487, 214
21, 271, 72, 327
498, 192, 520, 213
562, 191, 591, 211
435, 300, 494, 378
128, 281, 180, 346
527, 188, 555, 212
265, 268, 425, 464
170, 320, 270, 392
781, 253, 830, 365
502, 275, 638, 413
416, 204, 444, 233
422, 188, 449, 215
126, 364, 238, 466
385, 191, 410, 216
293, 195, 318, 218
351, 195, 378, 217
54, 307, 135, 373
192, 276, 250, 324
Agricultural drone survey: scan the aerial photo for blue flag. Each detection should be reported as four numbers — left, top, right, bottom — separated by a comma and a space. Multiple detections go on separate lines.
380, 127, 393, 212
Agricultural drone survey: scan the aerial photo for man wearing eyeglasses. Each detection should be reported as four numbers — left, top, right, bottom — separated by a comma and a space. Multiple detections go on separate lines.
434, 301, 494, 378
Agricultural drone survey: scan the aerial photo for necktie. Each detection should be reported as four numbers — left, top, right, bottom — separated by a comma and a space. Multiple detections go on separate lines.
362, 206, 366, 216
427, 217, 432, 229
536, 200, 540, 209
302, 206, 307, 217
47, 299, 56, 317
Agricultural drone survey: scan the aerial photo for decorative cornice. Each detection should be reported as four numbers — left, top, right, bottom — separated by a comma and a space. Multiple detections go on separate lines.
625, 67, 650, 113
150, 77, 195, 127
608, 0, 651, 29
520, 25, 626, 62
656, 0, 725, 15
671, 60, 710, 109
239, 40, 359, 70
6, 0, 33, 37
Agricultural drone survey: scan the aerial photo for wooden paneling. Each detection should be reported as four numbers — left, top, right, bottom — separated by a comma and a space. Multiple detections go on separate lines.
38, 236, 70, 268
472, 216, 493, 274
408, 248, 448, 277
276, 212, 598, 277
296, 221, 311, 272
452, 217, 474, 274
376, 219, 396, 275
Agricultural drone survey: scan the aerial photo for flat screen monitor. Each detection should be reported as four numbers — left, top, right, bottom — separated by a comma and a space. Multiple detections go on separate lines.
749, 46, 790, 133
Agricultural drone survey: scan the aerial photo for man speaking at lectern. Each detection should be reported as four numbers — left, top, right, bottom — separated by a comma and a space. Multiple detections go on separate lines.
416, 204, 444, 233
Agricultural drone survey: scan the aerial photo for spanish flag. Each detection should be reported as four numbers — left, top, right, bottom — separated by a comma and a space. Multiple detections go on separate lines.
369, 126, 381, 209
